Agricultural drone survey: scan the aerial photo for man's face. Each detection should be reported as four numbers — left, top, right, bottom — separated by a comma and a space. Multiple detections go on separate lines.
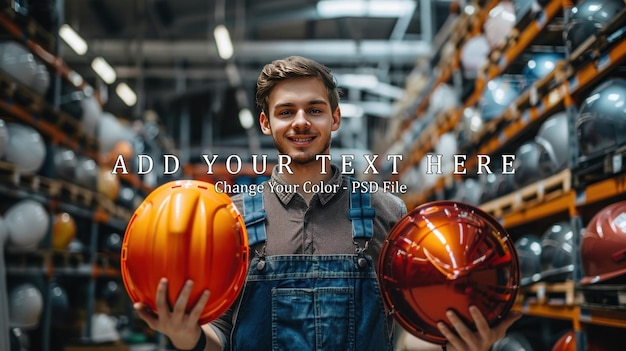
260, 77, 341, 164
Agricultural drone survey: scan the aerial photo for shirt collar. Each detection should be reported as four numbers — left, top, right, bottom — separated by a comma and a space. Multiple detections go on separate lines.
269, 164, 344, 206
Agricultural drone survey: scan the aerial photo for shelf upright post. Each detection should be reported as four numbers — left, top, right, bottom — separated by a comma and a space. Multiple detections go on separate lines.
83, 220, 99, 341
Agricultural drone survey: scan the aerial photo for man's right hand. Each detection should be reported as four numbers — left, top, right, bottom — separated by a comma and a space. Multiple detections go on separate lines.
133, 277, 210, 350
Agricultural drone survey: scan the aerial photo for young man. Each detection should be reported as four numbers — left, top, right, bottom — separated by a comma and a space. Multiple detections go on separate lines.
133, 56, 522, 350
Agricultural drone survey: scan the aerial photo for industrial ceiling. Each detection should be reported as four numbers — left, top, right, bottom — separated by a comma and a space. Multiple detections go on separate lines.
59, 0, 455, 159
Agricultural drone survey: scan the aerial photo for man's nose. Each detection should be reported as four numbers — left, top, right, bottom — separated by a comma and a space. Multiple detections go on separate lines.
292, 110, 311, 129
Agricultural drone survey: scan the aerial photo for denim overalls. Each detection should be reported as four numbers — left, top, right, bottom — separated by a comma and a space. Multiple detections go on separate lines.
230, 180, 393, 350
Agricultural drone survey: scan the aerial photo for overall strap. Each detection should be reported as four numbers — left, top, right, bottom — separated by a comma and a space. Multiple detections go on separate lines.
242, 191, 267, 246
347, 177, 375, 241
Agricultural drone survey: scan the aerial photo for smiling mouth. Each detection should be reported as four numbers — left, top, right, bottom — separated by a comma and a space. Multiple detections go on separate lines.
289, 136, 315, 143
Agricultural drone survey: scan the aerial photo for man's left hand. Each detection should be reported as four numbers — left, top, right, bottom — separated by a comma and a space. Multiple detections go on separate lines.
437, 306, 523, 351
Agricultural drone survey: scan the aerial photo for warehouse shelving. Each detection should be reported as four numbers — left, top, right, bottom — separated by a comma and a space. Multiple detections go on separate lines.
0, 7, 138, 351
392, 6, 568, 188
391, 0, 626, 349
396, 0, 500, 135
0, 9, 156, 196
513, 300, 626, 330
398, 6, 626, 209
484, 0, 565, 82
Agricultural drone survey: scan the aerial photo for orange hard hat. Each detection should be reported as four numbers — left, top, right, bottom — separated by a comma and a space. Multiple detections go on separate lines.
104, 140, 134, 167
96, 167, 120, 201
378, 201, 520, 345
121, 180, 249, 324
51, 212, 77, 250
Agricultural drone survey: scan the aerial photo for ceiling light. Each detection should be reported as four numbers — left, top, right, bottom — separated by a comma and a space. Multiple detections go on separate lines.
116, 82, 137, 106
340, 103, 364, 118
226, 63, 241, 86
238, 108, 254, 129
337, 74, 379, 89
91, 57, 116, 84
59, 24, 88, 55
317, 0, 416, 18
214, 24, 234, 60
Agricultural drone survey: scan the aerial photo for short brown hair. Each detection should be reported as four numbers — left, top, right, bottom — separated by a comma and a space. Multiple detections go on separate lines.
255, 56, 340, 115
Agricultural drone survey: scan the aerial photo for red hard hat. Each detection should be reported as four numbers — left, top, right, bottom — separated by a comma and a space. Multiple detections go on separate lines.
121, 180, 249, 324
552, 331, 576, 351
378, 201, 519, 345
580, 200, 626, 285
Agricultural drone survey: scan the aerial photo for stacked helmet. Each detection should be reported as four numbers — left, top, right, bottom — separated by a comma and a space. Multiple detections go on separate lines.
0, 41, 37, 87
580, 201, 626, 285
454, 177, 483, 206
456, 107, 484, 149
97, 167, 120, 201
495, 171, 517, 198
96, 280, 122, 306
5, 199, 49, 251
513, 140, 542, 188
74, 156, 98, 190
551, 331, 577, 351
103, 232, 122, 254
460, 35, 490, 79
520, 52, 564, 91
91, 313, 120, 343
80, 94, 103, 137
576, 79, 626, 159
550, 330, 612, 351
4, 123, 46, 174
515, 234, 543, 286
435, 133, 458, 175
121, 180, 249, 324
378, 201, 519, 345
480, 77, 519, 121
52, 145, 78, 182
428, 83, 460, 117
31, 61, 50, 95
513, 0, 542, 21
535, 112, 571, 177
483, 1, 517, 50
479, 172, 499, 203
539, 221, 577, 282
49, 282, 70, 325
565, 0, 626, 55
51, 212, 76, 250
9, 283, 44, 329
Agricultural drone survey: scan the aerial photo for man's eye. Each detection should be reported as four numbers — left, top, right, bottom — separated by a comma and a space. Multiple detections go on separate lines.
310, 109, 322, 114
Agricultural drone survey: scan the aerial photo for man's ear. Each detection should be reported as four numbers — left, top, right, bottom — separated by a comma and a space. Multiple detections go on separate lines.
331, 106, 341, 132
260, 111, 272, 135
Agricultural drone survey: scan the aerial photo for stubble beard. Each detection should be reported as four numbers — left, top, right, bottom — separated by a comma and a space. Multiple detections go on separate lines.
274, 137, 331, 165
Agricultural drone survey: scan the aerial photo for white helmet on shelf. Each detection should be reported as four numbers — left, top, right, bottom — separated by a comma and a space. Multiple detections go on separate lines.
4, 123, 47, 174
0, 41, 38, 88
460, 35, 490, 78
91, 313, 120, 343
483, 1, 517, 50
9, 283, 44, 329
80, 94, 103, 137
4, 199, 49, 251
